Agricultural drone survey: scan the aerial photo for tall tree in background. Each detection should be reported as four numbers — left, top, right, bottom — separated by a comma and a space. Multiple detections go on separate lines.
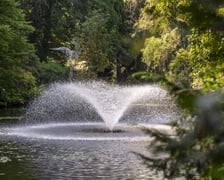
18, 0, 87, 61
0, 0, 38, 106
18, 0, 54, 61
168, 0, 224, 90
136, 0, 224, 90
74, 0, 128, 80
135, 0, 185, 74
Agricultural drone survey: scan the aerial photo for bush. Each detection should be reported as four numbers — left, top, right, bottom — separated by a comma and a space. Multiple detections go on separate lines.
37, 60, 68, 84
0, 68, 38, 106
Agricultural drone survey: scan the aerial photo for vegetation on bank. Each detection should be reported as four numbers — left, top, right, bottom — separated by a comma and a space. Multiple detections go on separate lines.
1, 0, 224, 106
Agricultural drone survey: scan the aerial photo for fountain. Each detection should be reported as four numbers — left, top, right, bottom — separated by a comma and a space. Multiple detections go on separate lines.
0, 81, 179, 179
0, 81, 178, 141
24, 81, 177, 129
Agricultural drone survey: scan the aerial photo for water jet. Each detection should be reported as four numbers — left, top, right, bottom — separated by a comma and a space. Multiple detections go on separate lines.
23, 81, 177, 131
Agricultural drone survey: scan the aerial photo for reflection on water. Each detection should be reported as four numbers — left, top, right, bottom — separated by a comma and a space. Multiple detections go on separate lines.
6, 123, 153, 141
0, 137, 162, 180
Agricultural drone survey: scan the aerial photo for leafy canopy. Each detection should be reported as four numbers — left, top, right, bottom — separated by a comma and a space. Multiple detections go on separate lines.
0, 0, 38, 106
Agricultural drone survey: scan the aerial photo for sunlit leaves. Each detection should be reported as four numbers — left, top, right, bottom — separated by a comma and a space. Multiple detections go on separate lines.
142, 28, 181, 73
137, 0, 224, 92
168, 48, 192, 88
217, 6, 224, 17
142, 37, 162, 69
135, 0, 184, 75
187, 31, 224, 90
171, 30, 224, 91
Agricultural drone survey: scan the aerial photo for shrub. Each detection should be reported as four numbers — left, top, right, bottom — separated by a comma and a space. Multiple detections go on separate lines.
37, 60, 68, 84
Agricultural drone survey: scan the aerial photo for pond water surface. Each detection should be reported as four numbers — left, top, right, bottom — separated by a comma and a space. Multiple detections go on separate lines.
0, 119, 164, 180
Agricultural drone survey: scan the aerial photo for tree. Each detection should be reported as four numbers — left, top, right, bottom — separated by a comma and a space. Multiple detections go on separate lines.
142, 28, 180, 74
0, 0, 38, 106
77, 10, 114, 74
173, 30, 224, 91
134, 0, 224, 91
18, 0, 88, 61
76, 0, 126, 79
167, 1, 224, 90
134, 0, 184, 76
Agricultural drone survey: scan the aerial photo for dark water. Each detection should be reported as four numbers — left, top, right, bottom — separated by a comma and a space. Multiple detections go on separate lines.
0, 130, 162, 180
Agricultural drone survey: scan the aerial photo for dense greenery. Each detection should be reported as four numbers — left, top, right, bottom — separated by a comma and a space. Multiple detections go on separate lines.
1, 0, 223, 102
134, 2, 224, 178
0, 0, 224, 178
135, 0, 224, 91
0, 0, 129, 106
0, 0, 38, 106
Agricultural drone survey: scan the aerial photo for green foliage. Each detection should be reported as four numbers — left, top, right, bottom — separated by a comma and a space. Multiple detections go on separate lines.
76, 1, 125, 78
135, 0, 184, 75
18, 0, 88, 60
167, 48, 192, 88
0, 68, 38, 106
175, 89, 201, 112
142, 28, 181, 74
208, 164, 224, 180
135, 0, 224, 92
142, 36, 163, 69
187, 31, 224, 91
37, 60, 68, 84
143, 92, 224, 179
77, 10, 111, 73
19, 0, 127, 79
1, 0, 223, 105
124, 0, 145, 33
170, 30, 224, 91
0, 0, 38, 106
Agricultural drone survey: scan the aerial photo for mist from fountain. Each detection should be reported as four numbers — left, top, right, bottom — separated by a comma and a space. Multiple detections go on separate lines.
24, 81, 176, 130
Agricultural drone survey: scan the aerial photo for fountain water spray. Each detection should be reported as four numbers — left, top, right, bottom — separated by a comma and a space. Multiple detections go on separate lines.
24, 81, 175, 130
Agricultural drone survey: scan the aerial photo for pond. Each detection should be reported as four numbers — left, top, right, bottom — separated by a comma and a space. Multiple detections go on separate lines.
0, 119, 167, 180
0, 82, 178, 179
